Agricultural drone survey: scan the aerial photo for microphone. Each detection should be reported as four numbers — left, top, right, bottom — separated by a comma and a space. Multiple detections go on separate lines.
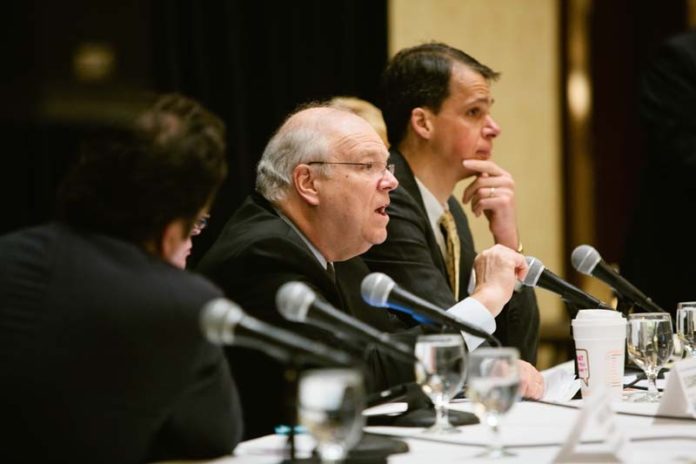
571, 244, 665, 313
276, 282, 417, 365
360, 272, 501, 346
521, 256, 612, 310
200, 298, 353, 366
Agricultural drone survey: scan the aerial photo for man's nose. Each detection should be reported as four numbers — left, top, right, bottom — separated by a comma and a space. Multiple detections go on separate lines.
483, 115, 501, 138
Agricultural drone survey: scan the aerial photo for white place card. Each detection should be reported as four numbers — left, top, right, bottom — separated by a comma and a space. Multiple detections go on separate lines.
655, 357, 696, 421
553, 386, 631, 463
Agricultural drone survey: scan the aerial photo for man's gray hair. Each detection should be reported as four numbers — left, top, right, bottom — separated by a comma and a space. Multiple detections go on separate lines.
256, 106, 337, 202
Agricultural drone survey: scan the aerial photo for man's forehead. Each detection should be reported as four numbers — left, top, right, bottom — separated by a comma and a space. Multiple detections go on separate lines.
449, 63, 492, 100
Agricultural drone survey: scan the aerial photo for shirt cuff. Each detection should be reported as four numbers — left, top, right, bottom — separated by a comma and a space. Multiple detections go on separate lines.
447, 297, 496, 350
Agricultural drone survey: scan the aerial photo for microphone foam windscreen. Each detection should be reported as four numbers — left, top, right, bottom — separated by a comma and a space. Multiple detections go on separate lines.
200, 298, 245, 345
521, 256, 544, 287
276, 282, 314, 322
571, 245, 601, 275
361, 272, 394, 307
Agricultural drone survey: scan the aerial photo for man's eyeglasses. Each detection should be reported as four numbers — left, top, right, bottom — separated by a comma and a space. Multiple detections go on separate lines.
307, 161, 395, 178
191, 215, 209, 236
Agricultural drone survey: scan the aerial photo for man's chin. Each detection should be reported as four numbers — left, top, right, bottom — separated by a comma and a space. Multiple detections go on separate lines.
371, 231, 389, 246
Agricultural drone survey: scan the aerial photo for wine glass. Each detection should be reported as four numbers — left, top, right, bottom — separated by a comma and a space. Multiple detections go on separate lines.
626, 313, 674, 402
414, 334, 466, 433
467, 347, 521, 459
298, 368, 365, 463
676, 302, 696, 358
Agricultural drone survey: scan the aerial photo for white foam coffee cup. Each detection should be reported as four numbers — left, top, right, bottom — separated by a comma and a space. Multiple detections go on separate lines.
571, 309, 626, 399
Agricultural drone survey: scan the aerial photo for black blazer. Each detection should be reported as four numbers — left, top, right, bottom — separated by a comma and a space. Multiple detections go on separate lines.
197, 193, 415, 439
362, 149, 540, 363
0, 223, 242, 464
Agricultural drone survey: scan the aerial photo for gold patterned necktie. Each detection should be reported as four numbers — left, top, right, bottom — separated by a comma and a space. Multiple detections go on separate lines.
439, 210, 461, 299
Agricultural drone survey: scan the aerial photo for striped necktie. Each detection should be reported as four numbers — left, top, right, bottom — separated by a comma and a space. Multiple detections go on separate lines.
439, 210, 461, 299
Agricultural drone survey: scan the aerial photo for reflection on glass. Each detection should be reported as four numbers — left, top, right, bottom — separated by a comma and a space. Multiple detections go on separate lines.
676, 302, 696, 358
298, 368, 365, 463
414, 334, 466, 433
626, 313, 673, 402
468, 347, 520, 459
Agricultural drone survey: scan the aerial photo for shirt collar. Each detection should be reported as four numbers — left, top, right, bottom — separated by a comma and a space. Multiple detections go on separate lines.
275, 208, 329, 270
415, 177, 448, 223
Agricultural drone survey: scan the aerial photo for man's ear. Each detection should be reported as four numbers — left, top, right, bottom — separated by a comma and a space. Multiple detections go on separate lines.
293, 164, 320, 206
160, 219, 188, 263
410, 107, 434, 140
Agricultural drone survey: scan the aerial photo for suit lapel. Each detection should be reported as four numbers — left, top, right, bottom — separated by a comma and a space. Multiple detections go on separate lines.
390, 149, 451, 293
250, 194, 341, 304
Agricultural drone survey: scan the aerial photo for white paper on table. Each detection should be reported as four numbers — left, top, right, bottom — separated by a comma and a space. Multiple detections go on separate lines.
542, 361, 582, 402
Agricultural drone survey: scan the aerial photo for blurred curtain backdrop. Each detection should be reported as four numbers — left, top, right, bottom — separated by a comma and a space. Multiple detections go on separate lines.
151, 0, 388, 265
1, 0, 387, 267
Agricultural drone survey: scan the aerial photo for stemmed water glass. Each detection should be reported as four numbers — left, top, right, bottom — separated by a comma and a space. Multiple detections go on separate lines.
676, 302, 696, 358
626, 312, 674, 402
298, 368, 365, 463
467, 347, 521, 459
414, 334, 466, 433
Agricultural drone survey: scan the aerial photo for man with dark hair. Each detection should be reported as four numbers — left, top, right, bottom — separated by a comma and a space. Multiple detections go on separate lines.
198, 103, 539, 439
0, 94, 242, 463
363, 42, 541, 365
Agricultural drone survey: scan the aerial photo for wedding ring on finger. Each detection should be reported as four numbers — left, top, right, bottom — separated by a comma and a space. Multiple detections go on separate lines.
488, 186, 497, 198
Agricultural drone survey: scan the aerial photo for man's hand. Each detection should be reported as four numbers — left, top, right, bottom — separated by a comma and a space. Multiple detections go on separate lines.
518, 360, 545, 399
470, 244, 528, 317
461, 159, 519, 250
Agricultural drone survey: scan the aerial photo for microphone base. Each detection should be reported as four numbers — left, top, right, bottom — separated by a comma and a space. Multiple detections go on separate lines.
283, 433, 409, 463
366, 407, 478, 427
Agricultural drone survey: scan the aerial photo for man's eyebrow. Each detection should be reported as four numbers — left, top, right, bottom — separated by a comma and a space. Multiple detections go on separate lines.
466, 96, 493, 106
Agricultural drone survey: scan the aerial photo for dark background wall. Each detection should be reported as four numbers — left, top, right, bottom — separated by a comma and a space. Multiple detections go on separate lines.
1, 0, 693, 276
589, 1, 688, 265
0, 0, 387, 265
560, 0, 690, 285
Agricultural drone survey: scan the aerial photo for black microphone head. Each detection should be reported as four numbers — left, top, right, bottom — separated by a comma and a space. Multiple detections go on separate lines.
200, 298, 245, 345
521, 256, 545, 287
361, 272, 395, 307
276, 281, 316, 323
571, 244, 601, 275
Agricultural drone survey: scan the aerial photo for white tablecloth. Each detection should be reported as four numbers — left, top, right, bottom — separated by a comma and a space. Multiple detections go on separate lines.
190, 398, 696, 464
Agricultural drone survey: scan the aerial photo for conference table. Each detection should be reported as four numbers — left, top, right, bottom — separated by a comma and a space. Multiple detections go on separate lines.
160, 363, 696, 463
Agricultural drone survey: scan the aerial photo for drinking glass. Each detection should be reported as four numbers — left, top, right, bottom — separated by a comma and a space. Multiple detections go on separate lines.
414, 334, 466, 433
626, 313, 674, 402
298, 368, 365, 463
467, 347, 521, 459
676, 302, 696, 358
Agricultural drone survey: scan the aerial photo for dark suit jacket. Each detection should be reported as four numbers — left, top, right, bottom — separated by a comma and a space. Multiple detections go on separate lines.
622, 31, 696, 317
197, 193, 415, 439
362, 149, 540, 363
0, 223, 242, 464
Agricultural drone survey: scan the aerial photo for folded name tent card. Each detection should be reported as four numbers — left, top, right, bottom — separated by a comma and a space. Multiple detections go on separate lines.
655, 357, 696, 422
553, 386, 632, 463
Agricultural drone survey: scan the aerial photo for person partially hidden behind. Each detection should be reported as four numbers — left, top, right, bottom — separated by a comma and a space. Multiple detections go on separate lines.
0, 94, 243, 464
197, 103, 542, 439
328, 95, 389, 146
362, 42, 542, 365
622, 31, 696, 317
